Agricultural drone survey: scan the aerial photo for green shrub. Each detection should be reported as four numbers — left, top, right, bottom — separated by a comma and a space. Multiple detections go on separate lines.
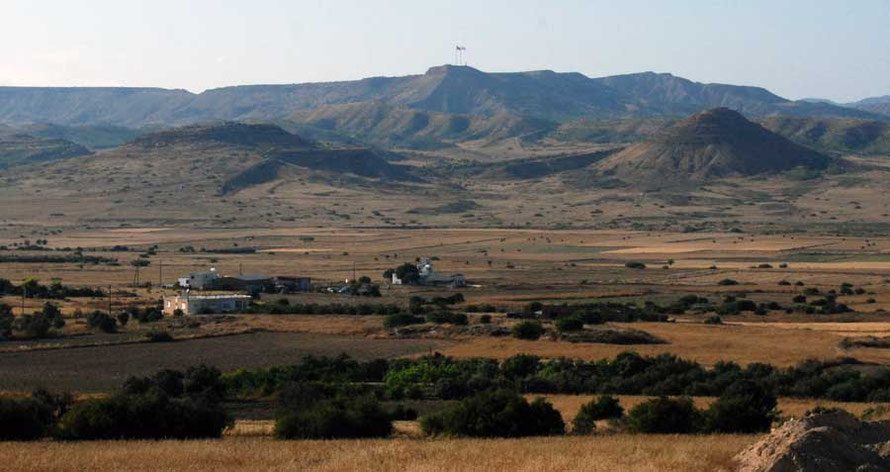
145, 331, 174, 342
572, 395, 623, 434
426, 312, 469, 325
555, 316, 584, 333
512, 321, 544, 340
0, 303, 13, 339
479, 314, 492, 324
704, 380, 777, 433
718, 279, 739, 286
86, 311, 117, 333
625, 262, 646, 270
575, 310, 605, 325
704, 315, 723, 325
14, 303, 65, 338
420, 390, 564, 437
0, 397, 52, 440
383, 313, 425, 328
626, 397, 702, 434
58, 366, 227, 439
57, 393, 227, 439
275, 395, 391, 439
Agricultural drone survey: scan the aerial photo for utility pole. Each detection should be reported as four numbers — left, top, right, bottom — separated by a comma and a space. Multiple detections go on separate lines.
107, 285, 112, 315
21, 285, 26, 316
159, 260, 163, 286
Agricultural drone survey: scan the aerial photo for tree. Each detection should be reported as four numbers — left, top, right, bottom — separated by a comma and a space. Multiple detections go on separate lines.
555, 316, 584, 333
86, 311, 117, 333
15, 303, 65, 339
0, 303, 13, 339
512, 321, 544, 340
572, 395, 624, 434
626, 396, 702, 434
705, 380, 777, 433
275, 389, 391, 439
116, 312, 130, 327
420, 390, 564, 438
394, 263, 421, 284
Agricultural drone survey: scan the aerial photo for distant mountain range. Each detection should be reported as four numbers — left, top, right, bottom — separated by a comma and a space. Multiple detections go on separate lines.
1, 66, 886, 129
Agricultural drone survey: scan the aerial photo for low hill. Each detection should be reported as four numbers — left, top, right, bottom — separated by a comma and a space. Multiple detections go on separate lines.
288, 101, 556, 148
0, 134, 92, 169
221, 148, 418, 194
595, 108, 835, 184
846, 95, 890, 117
131, 122, 313, 149
759, 116, 890, 155
21, 123, 144, 149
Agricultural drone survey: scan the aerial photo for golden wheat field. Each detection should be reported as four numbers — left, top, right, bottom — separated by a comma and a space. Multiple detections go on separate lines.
0, 435, 757, 472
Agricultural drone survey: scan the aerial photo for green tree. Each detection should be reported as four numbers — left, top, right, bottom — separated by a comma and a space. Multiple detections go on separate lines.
705, 380, 777, 433
0, 303, 13, 339
512, 321, 544, 340
394, 263, 421, 284
626, 397, 702, 434
555, 316, 584, 332
420, 390, 564, 438
572, 395, 624, 434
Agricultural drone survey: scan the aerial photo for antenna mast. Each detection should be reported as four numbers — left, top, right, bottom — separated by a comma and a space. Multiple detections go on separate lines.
455, 45, 466, 65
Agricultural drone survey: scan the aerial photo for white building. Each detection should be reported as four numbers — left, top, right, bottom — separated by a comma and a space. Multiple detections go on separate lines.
392, 258, 466, 287
177, 268, 220, 290
163, 294, 252, 316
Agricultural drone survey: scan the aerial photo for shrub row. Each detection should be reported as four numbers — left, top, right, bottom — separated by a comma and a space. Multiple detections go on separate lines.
229, 353, 890, 403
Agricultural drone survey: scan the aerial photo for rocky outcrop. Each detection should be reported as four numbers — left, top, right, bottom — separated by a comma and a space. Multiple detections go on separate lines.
735, 410, 890, 472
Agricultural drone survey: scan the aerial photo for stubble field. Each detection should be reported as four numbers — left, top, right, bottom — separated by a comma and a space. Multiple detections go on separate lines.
3, 226, 890, 470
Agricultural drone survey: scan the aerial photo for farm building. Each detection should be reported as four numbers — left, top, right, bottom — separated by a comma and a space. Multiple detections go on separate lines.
273, 276, 312, 292
177, 268, 220, 290
176, 269, 311, 293
214, 274, 273, 292
163, 294, 252, 316
392, 258, 465, 287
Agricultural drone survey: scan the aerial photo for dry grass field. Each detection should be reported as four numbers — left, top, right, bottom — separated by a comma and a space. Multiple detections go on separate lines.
4, 227, 890, 469
0, 435, 757, 472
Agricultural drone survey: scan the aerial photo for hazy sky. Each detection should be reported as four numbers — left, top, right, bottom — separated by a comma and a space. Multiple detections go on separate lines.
2, 0, 888, 102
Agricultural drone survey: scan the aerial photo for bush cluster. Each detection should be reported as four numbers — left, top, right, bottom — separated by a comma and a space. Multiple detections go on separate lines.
572, 395, 623, 434
274, 382, 392, 439
512, 321, 544, 340
420, 390, 564, 437
0, 390, 72, 440
57, 365, 228, 440
0, 278, 105, 299
254, 302, 402, 316
626, 380, 776, 434
426, 312, 468, 325
383, 313, 425, 328
86, 311, 117, 333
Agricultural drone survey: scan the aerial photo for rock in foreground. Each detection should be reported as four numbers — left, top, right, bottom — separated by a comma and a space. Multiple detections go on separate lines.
735, 410, 890, 472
